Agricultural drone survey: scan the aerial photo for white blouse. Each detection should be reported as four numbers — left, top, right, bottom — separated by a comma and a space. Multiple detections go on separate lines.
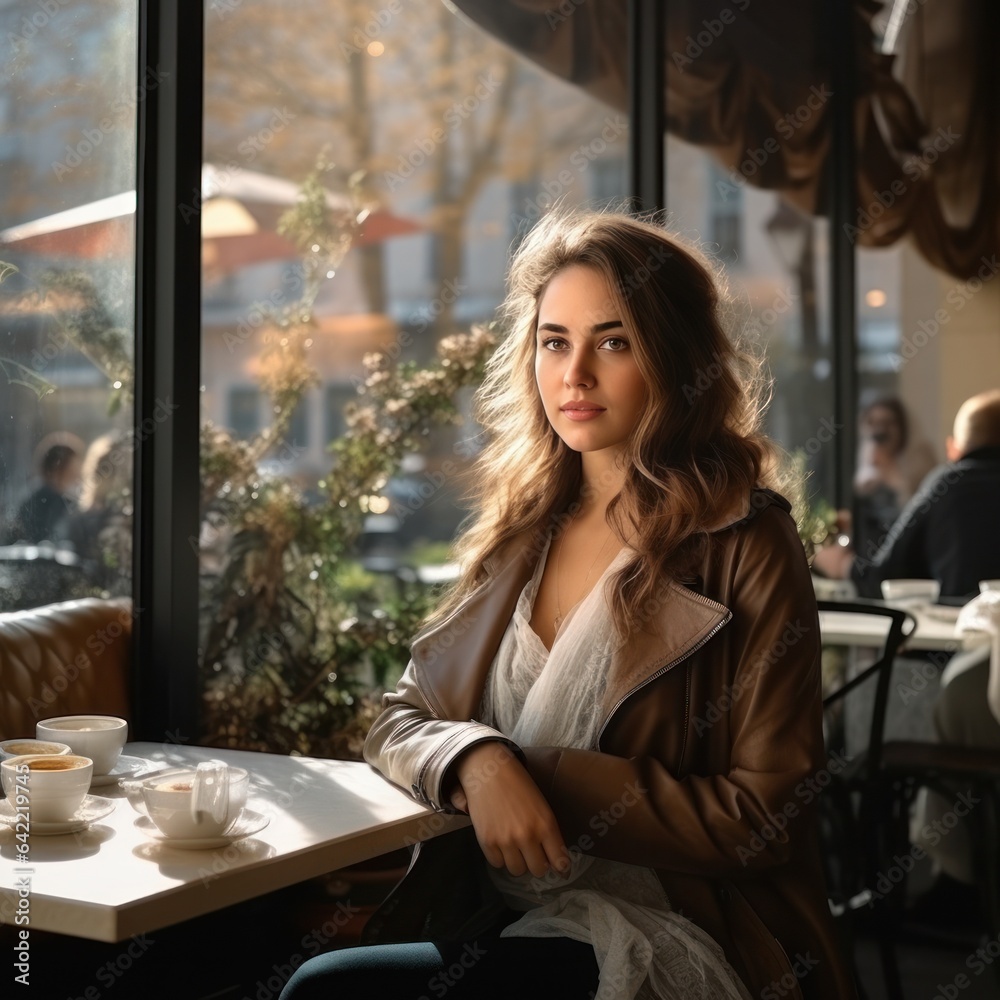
478, 534, 751, 1000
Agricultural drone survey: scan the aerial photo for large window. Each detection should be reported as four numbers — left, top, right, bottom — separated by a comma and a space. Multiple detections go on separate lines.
0, 1, 137, 611
196, 0, 627, 753
4, 1, 994, 749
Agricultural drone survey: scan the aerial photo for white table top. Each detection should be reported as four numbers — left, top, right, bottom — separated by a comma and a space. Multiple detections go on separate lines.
0, 742, 467, 942
819, 604, 984, 652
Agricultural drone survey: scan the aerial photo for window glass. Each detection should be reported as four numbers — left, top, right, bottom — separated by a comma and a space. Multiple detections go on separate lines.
199, 0, 626, 754
666, 137, 834, 521
0, 1, 137, 611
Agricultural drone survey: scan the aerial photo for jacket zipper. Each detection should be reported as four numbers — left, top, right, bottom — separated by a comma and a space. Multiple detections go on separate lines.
596, 606, 733, 750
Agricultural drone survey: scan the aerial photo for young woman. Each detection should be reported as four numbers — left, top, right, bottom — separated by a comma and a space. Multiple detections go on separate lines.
280, 212, 855, 1000
850, 395, 935, 561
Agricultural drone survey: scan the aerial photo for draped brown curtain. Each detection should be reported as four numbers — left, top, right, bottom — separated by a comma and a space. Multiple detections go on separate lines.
449, 0, 1000, 280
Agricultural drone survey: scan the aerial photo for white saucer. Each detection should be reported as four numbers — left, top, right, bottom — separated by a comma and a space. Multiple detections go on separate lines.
0, 795, 115, 835
91, 755, 156, 787
134, 809, 270, 849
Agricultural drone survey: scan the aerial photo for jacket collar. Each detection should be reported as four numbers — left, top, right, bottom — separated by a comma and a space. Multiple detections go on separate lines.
409, 527, 731, 728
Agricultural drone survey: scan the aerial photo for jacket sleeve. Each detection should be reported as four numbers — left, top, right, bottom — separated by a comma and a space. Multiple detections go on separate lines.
520, 506, 828, 877
363, 657, 520, 813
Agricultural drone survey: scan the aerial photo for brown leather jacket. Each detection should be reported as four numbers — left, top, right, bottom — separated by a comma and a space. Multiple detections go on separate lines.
362, 489, 856, 1000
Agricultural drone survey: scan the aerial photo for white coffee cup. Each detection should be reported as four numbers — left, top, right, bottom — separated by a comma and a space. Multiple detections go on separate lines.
1, 754, 93, 822
0, 739, 72, 762
123, 762, 249, 839
880, 579, 941, 606
36, 716, 127, 775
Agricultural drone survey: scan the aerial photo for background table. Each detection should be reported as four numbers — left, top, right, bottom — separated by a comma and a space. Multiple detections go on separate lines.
0, 742, 466, 942
818, 605, 978, 651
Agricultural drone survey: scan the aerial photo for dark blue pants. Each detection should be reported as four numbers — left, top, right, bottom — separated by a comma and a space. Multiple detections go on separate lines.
277, 935, 600, 1000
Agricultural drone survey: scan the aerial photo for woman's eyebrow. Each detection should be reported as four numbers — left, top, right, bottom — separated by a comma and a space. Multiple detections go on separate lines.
537, 320, 624, 334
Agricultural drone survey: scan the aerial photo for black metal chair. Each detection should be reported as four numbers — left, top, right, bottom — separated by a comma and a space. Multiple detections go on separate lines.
876, 732, 1000, 995
820, 599, 1000, 998
817, 599, 915, 1000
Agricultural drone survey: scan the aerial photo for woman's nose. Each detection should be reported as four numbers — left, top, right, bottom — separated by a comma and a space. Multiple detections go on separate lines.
564, 351, 595, 388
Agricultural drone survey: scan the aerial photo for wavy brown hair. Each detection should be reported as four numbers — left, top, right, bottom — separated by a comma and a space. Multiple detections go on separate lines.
422, 209, 781, 640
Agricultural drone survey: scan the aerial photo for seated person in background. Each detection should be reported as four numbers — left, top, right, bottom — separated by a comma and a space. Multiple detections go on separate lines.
816, 389, 1000, 921
814, 388, 1000, 602
5, 439, 82, 544
851, 395, 935, 562
64, 433, 133, 594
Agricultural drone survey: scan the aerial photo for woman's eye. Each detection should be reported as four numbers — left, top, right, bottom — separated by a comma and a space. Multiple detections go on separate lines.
602, 337, 628, 351
540, 337, 567, 350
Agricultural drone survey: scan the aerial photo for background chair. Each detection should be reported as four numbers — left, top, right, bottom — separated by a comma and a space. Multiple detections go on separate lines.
817, 599, 915, 999
876, 735, 1000, 995
0, 597, 132, 739
820, 599, 1000, 999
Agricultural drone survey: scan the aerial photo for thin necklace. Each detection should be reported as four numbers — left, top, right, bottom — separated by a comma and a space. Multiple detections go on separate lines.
553, 515, 617, 630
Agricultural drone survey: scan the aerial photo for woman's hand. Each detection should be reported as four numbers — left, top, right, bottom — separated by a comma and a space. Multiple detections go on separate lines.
451, 742, 570, 879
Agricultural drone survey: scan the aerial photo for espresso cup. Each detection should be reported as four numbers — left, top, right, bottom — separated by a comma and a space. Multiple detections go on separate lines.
36, 716, 127, 775
123, 763, 249, 839
0, 739, 72, 762
0, 754, 93, 823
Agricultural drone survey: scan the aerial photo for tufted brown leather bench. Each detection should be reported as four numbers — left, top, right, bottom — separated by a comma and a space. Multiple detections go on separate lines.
0, 598, 132, 740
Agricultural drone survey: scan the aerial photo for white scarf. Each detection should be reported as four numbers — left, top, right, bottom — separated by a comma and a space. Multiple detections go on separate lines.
479, 535, 751, 1000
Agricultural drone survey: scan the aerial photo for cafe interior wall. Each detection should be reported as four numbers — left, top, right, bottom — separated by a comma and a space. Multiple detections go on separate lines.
896, 239, 1000, 452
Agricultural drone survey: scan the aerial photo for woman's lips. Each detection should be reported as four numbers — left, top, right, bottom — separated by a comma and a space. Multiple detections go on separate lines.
560, 405, 606, 422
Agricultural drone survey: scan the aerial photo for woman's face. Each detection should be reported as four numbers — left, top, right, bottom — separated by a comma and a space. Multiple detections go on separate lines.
534, 265, 648, 466
863, 405, 903, 453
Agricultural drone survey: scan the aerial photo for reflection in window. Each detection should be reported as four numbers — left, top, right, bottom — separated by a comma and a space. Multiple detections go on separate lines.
0, 0, 137, 611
